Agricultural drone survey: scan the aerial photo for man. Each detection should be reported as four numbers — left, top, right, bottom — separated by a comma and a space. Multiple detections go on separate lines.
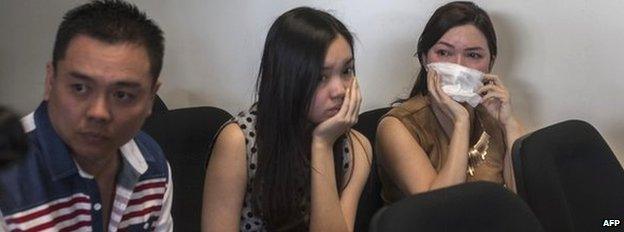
0, 1, 173, 231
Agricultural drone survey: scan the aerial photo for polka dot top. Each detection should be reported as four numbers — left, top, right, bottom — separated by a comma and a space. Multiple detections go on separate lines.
234, 105, 352, 231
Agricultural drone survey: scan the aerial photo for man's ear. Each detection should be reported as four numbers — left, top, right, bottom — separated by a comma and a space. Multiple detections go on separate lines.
152, 81, 162, 95
44, 62, 55, 101
147, 81, 162, 116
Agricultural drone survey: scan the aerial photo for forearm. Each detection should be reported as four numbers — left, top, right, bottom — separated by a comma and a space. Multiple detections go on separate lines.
309, 140, 350, 232
502, 117, 525, 192
429, 120, 471, 191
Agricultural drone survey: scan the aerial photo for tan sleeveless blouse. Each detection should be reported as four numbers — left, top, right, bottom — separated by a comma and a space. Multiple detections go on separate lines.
378, 95, 507, 204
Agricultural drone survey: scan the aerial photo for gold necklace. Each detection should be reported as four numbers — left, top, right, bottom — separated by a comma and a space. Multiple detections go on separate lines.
467, 132, 490, 176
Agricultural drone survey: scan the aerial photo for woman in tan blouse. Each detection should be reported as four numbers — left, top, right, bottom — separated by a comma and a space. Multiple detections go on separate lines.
377, 1, 525, 204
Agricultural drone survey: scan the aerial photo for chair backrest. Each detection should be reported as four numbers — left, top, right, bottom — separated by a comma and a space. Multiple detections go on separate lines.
512, 120, 624, 231
369, 181, 544, 232
0, 107, 28, 169
142, 106, 232, 232
352, 107, 391, 232
152, 95, 168, 115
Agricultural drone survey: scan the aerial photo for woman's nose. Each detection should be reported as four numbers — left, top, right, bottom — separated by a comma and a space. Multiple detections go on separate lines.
454, 55, 464, 66
329, 76, 349, 98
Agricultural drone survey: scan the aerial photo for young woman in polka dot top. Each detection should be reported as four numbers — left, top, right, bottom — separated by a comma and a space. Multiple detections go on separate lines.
201, 7, 372, 232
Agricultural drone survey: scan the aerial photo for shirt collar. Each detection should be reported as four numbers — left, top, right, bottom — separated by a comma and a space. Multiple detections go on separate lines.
33, 102, 151, 180
33, 102, 77, 181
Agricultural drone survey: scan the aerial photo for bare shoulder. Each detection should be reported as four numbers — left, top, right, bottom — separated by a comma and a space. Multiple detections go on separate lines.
376, 116, 423, 160
214, 122, 246, 150
377, 116, 406, 136
204, 121, 248, 193
202, 122, 248, 231
348, 129, 372, 164
377, 116, 416, 145
205, 122, 247, 181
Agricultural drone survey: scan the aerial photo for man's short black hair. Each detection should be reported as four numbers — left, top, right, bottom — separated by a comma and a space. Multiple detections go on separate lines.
52, 0, 165, 80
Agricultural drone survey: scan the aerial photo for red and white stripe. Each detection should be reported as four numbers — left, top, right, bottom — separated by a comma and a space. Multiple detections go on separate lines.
108, 186, 133, 232
4, 193, 92, 232
116, 178, 167, 230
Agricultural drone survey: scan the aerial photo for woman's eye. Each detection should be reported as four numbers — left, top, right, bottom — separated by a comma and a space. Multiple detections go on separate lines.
320, 75, 329, 82
436, 49, 450, 56
342, 67, 355, 76
467, 52, 483, 59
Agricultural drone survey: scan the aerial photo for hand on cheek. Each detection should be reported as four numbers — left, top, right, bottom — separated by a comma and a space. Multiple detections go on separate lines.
427, 70, 469, 123
477, 74, 513, 124
312, 77, 361, 146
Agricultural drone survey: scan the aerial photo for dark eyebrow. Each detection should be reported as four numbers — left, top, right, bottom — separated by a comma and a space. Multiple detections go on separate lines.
113, 81, 142, 89
344, 58, 355, 67
323, 57, 355, 70
68, 71, 141, 89
435, 42, 485, 52
68, 71, 94, 82
435, 41, 455, 49
465, 47, 485, 51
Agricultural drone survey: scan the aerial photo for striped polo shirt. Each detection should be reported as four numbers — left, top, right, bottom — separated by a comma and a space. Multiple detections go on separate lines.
0, 102, 173, 232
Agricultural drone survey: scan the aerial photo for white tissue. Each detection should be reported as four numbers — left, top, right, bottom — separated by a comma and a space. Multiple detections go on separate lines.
427, 62, 484, 107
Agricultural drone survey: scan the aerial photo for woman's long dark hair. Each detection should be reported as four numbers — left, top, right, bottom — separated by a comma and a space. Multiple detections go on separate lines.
405, 1, 497, 100
253, 7, 355, 230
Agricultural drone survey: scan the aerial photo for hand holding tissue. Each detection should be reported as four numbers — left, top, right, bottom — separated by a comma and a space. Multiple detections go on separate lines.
427, 62, 484, 107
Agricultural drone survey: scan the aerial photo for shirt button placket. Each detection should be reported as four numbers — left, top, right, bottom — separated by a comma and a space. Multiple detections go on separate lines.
93, 203, 102, 211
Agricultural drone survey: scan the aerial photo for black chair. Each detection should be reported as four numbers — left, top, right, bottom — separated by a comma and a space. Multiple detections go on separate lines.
142, 106, 233, 232
369, 181, 544, 232
152, 95, 168, 114
0, 107, 28, 169
352, 107, 391, 232
512, 120, 624, 232
144, 95, 169, 127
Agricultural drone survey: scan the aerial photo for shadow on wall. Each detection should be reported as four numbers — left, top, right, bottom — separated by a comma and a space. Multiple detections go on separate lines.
490, 13, 539, 130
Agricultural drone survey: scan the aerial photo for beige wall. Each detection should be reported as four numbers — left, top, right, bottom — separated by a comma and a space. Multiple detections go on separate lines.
1, 0, 622, 165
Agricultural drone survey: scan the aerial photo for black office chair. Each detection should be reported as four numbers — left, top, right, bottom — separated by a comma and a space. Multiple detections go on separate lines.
369, 181, 544, 232
0, 107, 28, 169
142, 106, 233, 232
352, 107, 391, 232
512, 120, 624, 232
152, 95, 168, 114
144, 94, 169, 128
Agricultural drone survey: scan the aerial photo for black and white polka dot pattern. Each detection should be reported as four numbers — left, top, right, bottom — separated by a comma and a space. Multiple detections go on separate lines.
234, 105, 351, 232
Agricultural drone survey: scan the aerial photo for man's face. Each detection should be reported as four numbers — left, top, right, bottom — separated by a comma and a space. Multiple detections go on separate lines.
45, 35, 159, 160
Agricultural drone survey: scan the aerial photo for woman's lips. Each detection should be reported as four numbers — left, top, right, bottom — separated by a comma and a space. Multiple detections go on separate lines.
327, 106, 340, 115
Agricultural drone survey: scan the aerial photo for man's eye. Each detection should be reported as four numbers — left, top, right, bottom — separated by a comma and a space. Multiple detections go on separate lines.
71, 84, 88, 94
113, 91, 135, 102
